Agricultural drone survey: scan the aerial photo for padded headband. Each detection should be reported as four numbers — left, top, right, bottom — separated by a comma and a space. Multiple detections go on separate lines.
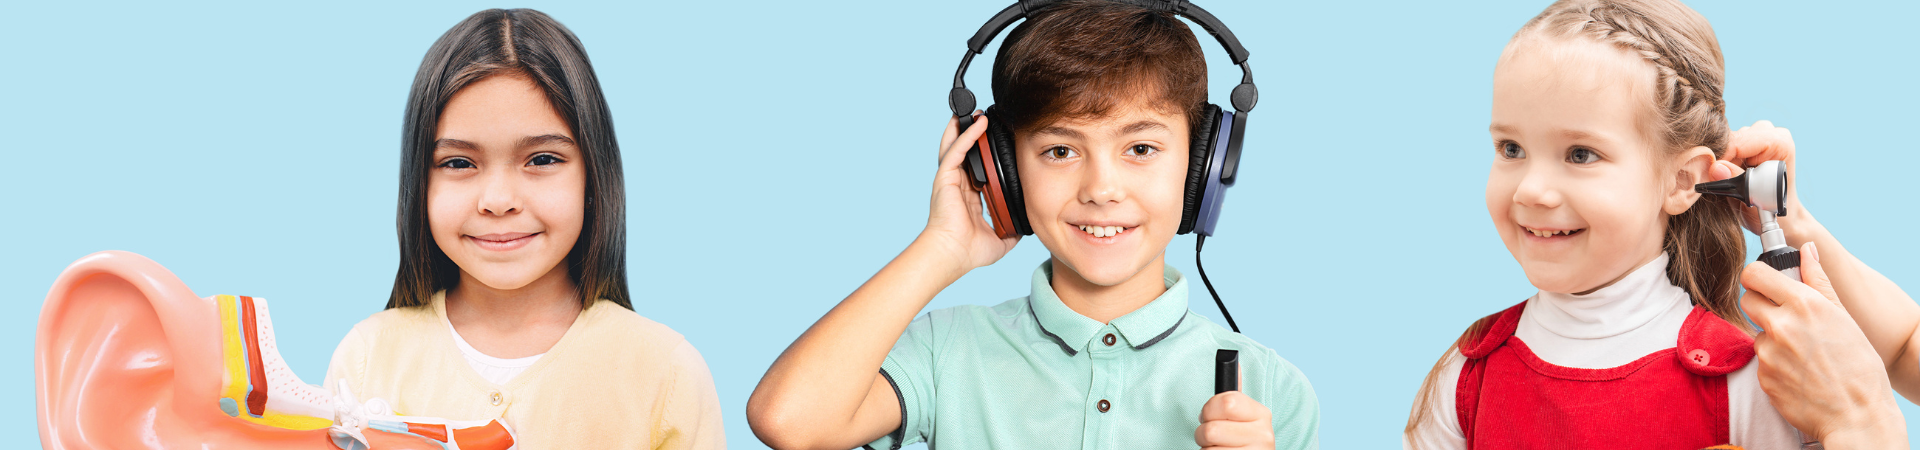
947, 0, 1261, 118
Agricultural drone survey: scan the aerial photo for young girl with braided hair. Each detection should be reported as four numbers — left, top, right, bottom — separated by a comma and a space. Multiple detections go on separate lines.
1404, 0, 1807, 448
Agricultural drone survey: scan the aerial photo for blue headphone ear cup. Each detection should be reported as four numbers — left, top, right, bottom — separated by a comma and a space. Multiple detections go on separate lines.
983, 107, 1032, 236
1179, 104, 1224, 235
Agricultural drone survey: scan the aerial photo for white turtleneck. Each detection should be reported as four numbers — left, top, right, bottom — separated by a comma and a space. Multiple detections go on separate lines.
1405, 254, 1803, 450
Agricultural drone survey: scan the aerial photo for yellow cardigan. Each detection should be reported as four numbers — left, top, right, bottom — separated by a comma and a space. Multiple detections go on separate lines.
325, 292, 723, 449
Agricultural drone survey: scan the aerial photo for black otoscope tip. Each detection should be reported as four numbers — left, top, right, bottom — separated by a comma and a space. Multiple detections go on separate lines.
1693, 171, 1749, 204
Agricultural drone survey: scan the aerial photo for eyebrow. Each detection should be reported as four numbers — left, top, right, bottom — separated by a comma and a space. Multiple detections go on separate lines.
1031, 126, 1085, 140
433, 134, 577, 152
1489, 124, 1516, 135
1119, 120, 1168, 135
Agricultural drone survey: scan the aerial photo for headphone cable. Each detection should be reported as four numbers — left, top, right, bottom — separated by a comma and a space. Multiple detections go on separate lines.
1195, 235, 1240, 333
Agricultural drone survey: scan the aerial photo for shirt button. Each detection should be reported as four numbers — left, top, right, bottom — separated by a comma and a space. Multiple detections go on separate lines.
489, 390, 503, 406
1097, 399, 1111, 413
1103, 333, 1117, 346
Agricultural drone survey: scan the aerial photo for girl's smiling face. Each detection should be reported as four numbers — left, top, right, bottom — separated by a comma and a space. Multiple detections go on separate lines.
429, 75, 586, 292
1487, 38, 1705, 294
1016, 101, 1190, 287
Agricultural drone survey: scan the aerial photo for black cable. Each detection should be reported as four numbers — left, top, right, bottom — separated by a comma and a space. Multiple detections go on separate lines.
1195, 235, 1239, 333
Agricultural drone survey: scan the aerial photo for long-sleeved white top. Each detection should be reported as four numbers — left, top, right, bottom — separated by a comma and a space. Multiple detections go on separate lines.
1404, 253, 1803, 449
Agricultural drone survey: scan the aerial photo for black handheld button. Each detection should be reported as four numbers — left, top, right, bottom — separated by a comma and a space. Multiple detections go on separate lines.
1215, 349, 1239, 394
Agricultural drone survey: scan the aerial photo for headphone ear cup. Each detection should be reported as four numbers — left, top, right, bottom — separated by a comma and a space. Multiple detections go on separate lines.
1179, 104, 1224, 235
984, 109, 1032, 236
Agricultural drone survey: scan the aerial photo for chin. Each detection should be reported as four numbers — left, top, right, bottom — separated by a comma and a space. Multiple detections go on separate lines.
1056, 254, 1152, 287
1519, 264, 1603, 294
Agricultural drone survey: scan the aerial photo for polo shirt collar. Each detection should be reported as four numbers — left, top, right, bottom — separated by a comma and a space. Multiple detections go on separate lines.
1028, 260, 1191, 356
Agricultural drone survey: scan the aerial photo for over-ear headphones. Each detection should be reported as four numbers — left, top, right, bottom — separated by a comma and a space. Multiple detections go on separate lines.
950, 0, 1259, 240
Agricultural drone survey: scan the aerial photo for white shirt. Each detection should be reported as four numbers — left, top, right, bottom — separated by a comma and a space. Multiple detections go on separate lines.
447, 318, 544, 385
1405, 254, 1803, 449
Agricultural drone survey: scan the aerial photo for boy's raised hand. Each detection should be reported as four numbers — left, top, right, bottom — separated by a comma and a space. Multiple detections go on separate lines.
1195, 391, 1274, 450
921, 113, 1020, 275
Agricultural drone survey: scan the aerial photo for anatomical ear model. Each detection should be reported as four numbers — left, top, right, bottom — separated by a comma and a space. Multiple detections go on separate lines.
36, 251, 514, 450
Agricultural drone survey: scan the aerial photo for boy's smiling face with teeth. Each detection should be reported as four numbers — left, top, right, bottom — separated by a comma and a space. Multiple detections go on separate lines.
1018, 100, 1190, 288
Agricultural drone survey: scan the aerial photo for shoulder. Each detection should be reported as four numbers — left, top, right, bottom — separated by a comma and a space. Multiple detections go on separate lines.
579, 301, 697, 361
1676, 306, 1756, 376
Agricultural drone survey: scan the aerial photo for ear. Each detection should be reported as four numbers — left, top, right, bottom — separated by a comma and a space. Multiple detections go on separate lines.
35, 251, 345, 449
1664, 146, 1717, 215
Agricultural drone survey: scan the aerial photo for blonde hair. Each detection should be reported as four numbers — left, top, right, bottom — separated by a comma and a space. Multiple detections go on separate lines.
1405, 0, 1748, 442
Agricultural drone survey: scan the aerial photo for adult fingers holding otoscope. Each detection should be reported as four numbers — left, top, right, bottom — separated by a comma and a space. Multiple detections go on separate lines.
1706, 121, 1920, 446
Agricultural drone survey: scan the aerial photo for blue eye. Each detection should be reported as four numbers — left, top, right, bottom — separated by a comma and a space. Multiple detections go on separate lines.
529, 154, 562, 166
1500, 141, 1525, 159
440, 158, 475, 169
1567, 147, 1601, 164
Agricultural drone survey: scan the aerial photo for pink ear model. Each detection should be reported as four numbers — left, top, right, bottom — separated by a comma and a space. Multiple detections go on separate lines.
34, 251, 452, 450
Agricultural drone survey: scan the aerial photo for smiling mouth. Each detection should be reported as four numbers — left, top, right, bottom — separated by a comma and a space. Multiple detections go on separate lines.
1075, 224, 1133, 239
467, 232, 540, 250
1523, 226, 1585, 238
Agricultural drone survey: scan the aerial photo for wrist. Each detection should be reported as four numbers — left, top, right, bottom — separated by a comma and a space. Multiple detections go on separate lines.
906, 233, 974, 283
1817, 401, 1908, 449
1779, 208, 1827, 249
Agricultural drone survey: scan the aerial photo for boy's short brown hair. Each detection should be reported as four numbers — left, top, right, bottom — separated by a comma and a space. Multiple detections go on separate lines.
991, 0, 1209, 134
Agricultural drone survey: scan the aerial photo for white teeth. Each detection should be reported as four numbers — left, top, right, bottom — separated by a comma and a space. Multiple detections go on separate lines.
1078, 225, 1127, 238
1527, 227, 1579, 237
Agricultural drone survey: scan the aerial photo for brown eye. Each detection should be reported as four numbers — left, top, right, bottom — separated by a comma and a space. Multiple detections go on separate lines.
440, 158, 476, 169
1127, 144, 1158, 157
1045, 146, 1076, 159
528, 154, 563, 166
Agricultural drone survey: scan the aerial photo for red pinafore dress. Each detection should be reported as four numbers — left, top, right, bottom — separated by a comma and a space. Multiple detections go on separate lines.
1455, 301, 1756, 449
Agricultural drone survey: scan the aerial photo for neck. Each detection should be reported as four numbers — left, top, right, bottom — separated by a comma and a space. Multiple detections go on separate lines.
445, 265, 584, 332
1571, 248, 1667, 296
1049, 255, 1167, 324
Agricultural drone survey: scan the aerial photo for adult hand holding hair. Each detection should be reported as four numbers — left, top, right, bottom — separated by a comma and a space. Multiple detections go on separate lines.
1740, 243, 1908, 447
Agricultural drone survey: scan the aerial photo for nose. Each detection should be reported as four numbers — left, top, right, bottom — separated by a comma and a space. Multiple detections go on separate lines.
1077, 156, 1126, 205
1510, 164, 1563, 209
476, 169, 522, 216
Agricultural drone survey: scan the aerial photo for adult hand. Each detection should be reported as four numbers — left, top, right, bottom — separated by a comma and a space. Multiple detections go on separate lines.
1709, 120, 1806, 235
1741, 242, 1907, 447
1195, 391, 1273, 450
920, 113, 1020, 275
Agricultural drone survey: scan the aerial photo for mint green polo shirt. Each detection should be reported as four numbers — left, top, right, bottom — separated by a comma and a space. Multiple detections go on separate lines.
867, 261, 1319, 450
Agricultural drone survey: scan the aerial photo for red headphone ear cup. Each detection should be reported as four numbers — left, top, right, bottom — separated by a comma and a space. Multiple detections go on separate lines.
982, 112, 1031, 236
1179, 104, 1223, 234
974, 124, 1020, 240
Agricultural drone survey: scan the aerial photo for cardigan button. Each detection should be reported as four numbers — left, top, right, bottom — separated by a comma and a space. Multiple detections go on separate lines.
489, 390, 503, 406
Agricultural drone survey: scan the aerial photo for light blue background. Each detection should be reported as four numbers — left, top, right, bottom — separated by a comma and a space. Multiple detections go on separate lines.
3, 1, 1915, 448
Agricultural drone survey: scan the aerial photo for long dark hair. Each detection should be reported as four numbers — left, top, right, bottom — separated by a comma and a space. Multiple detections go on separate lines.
388, 8, 630, 310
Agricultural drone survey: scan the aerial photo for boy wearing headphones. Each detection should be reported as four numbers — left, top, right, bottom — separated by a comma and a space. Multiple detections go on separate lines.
747, 1, 1317, 449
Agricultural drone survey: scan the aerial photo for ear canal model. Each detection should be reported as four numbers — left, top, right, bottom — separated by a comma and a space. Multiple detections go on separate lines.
35, 251, 508, 450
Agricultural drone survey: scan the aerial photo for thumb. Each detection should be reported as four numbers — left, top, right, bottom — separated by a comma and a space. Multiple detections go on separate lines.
1798, 242, 1840, 310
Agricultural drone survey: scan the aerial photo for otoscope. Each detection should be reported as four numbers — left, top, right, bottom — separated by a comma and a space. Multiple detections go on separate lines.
1694, 160, 1800, 281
